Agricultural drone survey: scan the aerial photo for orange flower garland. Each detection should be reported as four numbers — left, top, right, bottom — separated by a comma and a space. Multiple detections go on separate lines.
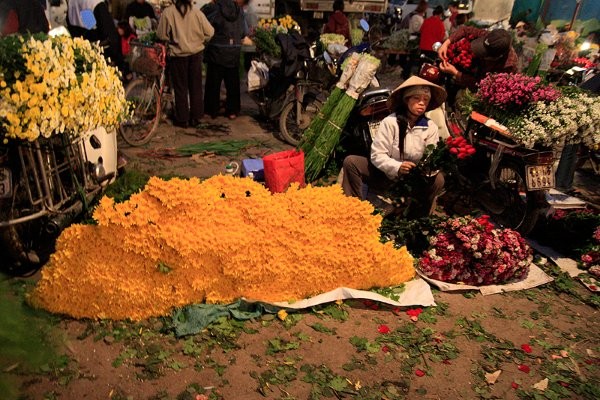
30, 176, 415, 320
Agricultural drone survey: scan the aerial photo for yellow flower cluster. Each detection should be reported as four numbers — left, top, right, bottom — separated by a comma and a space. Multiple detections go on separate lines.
257, 15, 300, 33
30, 176, 415, 320
0, 36, 127, 141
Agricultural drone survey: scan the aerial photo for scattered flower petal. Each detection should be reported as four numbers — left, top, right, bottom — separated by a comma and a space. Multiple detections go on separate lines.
521, 344, 532, 353
382, 345, 390, 353
485, 370, 502, 385
560, 350, 569, 358
512, 382, 519, 389
415, 369, 425, 377
277, 309, 288, 321
518, 364, 530, 373
406, 308, 423, 318
533, 378, 548, 391
378, 324, 390, 334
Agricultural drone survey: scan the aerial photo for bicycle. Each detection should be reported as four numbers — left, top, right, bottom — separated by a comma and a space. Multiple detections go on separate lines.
119, 41, 174, 146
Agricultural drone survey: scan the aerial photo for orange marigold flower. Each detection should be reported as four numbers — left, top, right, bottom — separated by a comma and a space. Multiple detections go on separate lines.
30, 176, 415, 320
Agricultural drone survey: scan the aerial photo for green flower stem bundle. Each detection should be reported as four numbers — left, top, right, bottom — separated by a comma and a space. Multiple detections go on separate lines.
304, 54, 380, 181
300, 53, 361, 152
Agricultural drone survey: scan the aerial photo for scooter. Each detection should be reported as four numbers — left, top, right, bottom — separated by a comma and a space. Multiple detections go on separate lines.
0, 127, 118, 275
248, 34, 329, 146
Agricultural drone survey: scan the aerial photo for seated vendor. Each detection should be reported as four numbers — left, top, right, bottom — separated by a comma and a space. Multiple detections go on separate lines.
341, 76, 447, 217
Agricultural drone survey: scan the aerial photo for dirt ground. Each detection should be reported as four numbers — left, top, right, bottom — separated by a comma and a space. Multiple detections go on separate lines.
3, 73, 600, 400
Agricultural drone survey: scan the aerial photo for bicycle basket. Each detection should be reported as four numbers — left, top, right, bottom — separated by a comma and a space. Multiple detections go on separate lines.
130, 41, 166, 77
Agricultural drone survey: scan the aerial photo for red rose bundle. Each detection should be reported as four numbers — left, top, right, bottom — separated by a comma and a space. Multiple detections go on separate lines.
446, 36, 477, 72
446, 136, 475, 159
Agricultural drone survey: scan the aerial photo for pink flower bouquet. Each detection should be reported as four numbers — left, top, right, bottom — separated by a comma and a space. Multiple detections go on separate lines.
477, 73, 561, 111
419, 216, 532, 285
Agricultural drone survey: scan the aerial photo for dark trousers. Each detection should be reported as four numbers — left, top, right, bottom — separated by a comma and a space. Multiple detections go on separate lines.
169, 51, 204, 125
342, 155, 445, 217
204, 62, 241, 117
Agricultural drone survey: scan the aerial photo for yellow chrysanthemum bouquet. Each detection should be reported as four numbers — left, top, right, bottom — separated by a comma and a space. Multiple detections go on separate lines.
252, 15, 301, 58
30, 176, 415, 320
0, 34, 128, 142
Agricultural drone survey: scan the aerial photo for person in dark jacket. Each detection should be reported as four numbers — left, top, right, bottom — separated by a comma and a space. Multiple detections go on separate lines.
323, 0, 351, 46
437, 26, 517, 92
0, 0, 49, 36
67, 0, 124, 72
202, 0, 247, 119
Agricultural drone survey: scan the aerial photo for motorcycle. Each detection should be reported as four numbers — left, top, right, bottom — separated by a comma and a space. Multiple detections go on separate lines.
418, 44, 554, 234
248, 34, 330, 147
0, 127, 118, 275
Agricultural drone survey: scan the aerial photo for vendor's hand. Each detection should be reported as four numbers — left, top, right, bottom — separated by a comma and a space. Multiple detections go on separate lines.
438, 40, 450, 61
398, 161, 416, 176
439, 60, 459, 77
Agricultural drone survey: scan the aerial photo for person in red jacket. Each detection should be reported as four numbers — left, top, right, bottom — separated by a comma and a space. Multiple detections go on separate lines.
420, 6, 446, 56
323, 0, 351, 46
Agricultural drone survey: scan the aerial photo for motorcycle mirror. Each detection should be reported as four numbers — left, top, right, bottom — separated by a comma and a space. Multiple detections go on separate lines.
432, 42, 442, 52
323, 51, 332, 64
359, 19, 370, 32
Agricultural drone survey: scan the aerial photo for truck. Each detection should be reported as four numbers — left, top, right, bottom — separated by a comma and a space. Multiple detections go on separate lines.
274, 0, 388, 41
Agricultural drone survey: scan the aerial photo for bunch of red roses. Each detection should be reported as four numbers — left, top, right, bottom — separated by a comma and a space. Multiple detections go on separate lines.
419, 216, 532, 285
446, 36, 477, 71
573, 57, 595, 69
446, 136, 475, 159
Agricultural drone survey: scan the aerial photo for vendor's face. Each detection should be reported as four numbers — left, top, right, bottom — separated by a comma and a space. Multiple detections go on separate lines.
406, 94, 431, 116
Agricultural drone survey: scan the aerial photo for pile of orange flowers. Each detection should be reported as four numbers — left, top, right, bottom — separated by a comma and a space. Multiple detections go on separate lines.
30, 176, 415, 320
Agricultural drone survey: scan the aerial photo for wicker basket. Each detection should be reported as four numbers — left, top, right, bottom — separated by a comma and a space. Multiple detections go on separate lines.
129, 41, 166, 77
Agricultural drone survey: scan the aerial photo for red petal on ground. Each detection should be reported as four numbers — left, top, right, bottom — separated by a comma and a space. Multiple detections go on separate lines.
517, 364, 530, 373
521, 344, 532, 353
511, 382, 519, 389
415, 369, 425, 377
378, 324, 390, 334
382, 345, 390, 353
406, 308, 423, 317
442, 359, 451, 365
559, 381, 570, 387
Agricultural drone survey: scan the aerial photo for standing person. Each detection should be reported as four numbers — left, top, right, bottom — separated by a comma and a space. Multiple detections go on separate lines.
437, 26, 517, 92
447, 1, 459, 30
419, 6, 446, 57
157, 0, 214, 128
237, 0, 258, 71
0, 0, 48, 36
400, 1, 428, 36
342, 76, 447, 217
67, 0, 124, 72
323, 0, 351, 46
117, 20, 136, 81
202, 0, 246, 120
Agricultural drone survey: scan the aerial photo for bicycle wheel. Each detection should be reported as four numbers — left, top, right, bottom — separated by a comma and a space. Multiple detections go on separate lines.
119, 78, 161, 146
279, 94, 322, 146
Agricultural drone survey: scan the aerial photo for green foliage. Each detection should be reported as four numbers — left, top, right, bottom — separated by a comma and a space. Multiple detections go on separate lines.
176, 139, 262, 157
380, 215, 445, 255
252, 28, 281, 58
0, 278, 58, 399
103, 169, 151, 203
266, 338, 300, 355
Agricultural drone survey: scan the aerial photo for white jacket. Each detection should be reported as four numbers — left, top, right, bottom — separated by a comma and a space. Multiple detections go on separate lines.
370, 114, 439, 180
